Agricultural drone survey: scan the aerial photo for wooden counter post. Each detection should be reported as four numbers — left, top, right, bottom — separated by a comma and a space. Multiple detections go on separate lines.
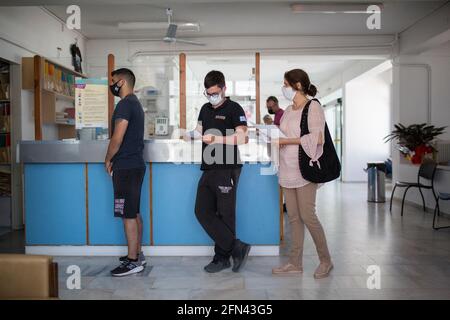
107, 54, 115, 138
179, 53, 187, 130
255, 52, 261, 125
34, 55, 42, 140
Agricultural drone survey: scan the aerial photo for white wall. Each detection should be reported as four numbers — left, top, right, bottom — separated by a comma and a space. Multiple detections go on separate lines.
0, 6, 86, 140
342, 65, 392, 182
0, 7, 87, 229
391, 45, 450, 214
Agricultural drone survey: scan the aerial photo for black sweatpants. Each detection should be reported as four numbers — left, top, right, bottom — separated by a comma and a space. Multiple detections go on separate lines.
195, 168, 241, 261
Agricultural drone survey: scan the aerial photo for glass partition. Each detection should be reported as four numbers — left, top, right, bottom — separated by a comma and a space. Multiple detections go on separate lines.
130, 55, 179, 138
260, 54, 354, 124
186, 54, 256, 130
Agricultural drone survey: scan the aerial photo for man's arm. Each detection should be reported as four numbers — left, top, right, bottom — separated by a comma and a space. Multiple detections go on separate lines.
105, 119, 129, 174
183, 122, 203, 141
203, 125, 248, 145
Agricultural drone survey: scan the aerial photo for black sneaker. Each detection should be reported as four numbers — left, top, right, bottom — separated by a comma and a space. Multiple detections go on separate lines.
204, 259, 231, 273
232, 240, 251, 272
119, 252, 147, 266
111, 260, 144, 277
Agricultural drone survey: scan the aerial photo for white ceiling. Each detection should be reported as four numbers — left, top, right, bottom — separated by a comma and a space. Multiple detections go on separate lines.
2, 0, 444, 39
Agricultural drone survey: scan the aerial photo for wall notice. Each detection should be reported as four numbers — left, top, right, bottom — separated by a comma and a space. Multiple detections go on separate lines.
75, 78, 108, 129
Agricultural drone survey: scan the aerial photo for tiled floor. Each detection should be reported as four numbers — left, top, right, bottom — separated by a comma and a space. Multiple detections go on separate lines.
4, 181, 450, 299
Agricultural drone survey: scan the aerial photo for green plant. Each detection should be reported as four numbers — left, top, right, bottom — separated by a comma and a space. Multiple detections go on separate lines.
384, 123, 446, 152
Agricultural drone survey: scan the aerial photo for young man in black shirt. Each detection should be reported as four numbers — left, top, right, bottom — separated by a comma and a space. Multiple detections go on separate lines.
186, 70, 251, 273
105, 68, 146, 277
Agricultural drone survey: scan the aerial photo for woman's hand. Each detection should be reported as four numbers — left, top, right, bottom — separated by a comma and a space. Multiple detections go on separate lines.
271, 138, 286, 149
274, 137, 301, 146
318, 132, 324, 145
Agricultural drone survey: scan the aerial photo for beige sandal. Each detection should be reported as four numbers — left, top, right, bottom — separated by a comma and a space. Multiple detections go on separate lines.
272, 263, 303, 275
313, 262, 334, 279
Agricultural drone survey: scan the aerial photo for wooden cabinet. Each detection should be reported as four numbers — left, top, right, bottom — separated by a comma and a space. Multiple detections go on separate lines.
22, 56, 87, 140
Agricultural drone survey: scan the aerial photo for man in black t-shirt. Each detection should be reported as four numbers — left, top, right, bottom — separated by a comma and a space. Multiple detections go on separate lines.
105, 68, 147, 277
185, 70, 251, 273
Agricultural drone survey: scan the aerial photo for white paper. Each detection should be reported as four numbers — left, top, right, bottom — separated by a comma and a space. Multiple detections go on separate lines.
184, 130, 202, 140
255, 124, 286, 143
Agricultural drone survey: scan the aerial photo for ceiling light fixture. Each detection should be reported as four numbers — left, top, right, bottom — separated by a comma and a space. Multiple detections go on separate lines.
290, 2, 384, 14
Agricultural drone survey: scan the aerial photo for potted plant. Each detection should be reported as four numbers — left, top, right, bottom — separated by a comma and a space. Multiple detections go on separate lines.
384, 123, 446, 164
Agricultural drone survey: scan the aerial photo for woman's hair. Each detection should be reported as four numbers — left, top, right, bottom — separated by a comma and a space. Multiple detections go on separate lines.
284, 69, 318, 97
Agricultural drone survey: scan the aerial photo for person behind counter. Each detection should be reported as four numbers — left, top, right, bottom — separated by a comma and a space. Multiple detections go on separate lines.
272, 69, 333, 279
263, 114, 274, 125
105, 68, 147, 277
266, 96, 284, 126
184, 70, 251, 273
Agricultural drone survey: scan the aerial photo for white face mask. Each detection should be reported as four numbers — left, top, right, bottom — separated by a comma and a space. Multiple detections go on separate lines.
281, 86, 297, 101
207, 93, 223, 106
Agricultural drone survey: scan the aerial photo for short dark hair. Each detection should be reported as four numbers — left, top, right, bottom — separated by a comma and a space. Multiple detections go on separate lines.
204, 70, 225, 89
111, 68, 136, 88
266, 96, 278, 104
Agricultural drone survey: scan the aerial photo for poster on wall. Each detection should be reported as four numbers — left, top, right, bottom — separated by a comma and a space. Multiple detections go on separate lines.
75, 78, 108, 129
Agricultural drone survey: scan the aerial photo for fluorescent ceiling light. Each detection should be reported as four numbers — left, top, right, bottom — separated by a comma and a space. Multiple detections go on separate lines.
290, 3, 384, 14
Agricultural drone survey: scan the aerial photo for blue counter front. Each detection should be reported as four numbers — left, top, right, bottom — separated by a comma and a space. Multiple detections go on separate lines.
24, 162, 281, 255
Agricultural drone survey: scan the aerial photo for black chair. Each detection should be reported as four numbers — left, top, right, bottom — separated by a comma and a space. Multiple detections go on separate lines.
390, 160, 437, 217
433, 192, 450, 230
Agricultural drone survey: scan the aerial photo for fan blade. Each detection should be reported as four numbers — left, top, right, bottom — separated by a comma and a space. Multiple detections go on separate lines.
118, 22, 200, 31
175, 38, 206, 46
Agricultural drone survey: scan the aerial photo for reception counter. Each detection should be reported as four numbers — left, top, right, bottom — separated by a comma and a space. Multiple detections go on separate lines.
20, 139, 281, 256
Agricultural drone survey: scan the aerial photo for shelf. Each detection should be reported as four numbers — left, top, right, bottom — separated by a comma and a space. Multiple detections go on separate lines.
0, 100, 9, 103
0, 166, 11, 174
55, 121, 75, 126
43, 88, 75, 101
43, 57, 87, 79
22, 56, 84, 140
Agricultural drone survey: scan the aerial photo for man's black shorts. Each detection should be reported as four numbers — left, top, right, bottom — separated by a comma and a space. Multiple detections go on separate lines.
112, 167, 146, 219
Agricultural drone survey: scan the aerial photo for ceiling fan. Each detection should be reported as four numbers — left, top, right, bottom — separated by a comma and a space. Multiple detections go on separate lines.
118, 8, 206, 46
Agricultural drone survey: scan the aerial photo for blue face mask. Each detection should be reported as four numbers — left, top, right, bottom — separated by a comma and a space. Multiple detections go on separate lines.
109, 80, 122, 97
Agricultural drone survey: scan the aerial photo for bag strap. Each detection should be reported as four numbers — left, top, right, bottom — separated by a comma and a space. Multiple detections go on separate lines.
300, 98, 320, 137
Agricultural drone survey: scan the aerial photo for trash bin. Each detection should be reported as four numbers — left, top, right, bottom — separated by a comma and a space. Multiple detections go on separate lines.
365, 162, 386, 203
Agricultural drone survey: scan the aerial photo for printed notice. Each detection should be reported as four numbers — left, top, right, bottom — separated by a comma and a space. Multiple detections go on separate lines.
75, 78, 108, 129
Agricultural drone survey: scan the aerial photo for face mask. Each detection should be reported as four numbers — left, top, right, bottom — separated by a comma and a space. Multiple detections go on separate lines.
109, 81, 122, 97
206, 92, 223, 106
282, 86, 297, 101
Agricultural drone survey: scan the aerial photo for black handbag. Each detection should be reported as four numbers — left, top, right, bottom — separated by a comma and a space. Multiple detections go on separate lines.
298, 99, 341, 183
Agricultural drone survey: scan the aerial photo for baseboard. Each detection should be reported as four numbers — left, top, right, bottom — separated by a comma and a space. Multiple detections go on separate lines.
25, 245, 280, 256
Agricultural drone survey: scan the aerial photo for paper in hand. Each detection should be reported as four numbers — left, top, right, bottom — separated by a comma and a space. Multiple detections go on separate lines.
255, 125, 286, 143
